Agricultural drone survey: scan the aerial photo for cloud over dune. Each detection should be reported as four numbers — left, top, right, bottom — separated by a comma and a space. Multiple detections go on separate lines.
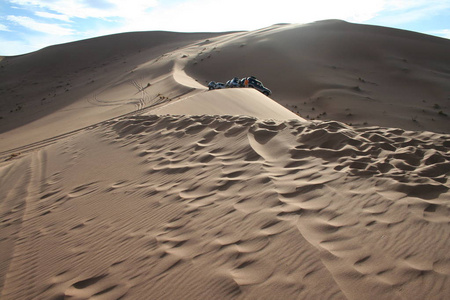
1, 0, 450, 55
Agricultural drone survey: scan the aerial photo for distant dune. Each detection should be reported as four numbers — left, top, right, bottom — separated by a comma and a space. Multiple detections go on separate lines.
0, 20, 449, 300
0, 31, 225, 151
186, 20, 450, 132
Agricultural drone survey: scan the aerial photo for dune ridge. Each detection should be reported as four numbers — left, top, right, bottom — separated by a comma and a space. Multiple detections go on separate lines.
2, 20, 449, 153
186, 20, 450, 133
0, 30, 227, 152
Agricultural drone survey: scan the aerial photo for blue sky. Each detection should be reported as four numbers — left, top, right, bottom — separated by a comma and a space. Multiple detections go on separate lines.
1, 0, 449, 56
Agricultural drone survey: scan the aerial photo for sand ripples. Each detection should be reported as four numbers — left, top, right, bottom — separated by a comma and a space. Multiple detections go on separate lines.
1, 114, 449, 299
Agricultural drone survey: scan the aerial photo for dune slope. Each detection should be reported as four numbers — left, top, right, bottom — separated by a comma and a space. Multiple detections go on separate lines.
186, 20, 450, 132
153, 88, 305, 121
1, 114, 449, 299
0, 31, 226, 151
1, 20, 449, 153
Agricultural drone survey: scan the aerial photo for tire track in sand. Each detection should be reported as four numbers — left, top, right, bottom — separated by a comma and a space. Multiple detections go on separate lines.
1, 150, 48, 299
0, 158, 31, 292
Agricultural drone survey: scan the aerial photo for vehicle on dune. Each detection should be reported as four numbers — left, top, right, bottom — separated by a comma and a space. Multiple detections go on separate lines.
240, 76, 271, 96
226, 77, 241, 88
208, 81, 226, 90
209, 76, 271, 96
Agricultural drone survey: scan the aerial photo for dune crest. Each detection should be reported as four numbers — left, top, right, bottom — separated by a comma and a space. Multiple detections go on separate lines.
186, 20, 450, 133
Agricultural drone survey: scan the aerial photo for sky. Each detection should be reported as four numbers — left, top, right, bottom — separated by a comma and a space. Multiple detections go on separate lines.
1, 0, 450, 56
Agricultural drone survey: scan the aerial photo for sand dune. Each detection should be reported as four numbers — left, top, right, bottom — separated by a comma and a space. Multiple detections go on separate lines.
0, 31, 225, 152
153, 88, 305, 121
1, 114, 449, 299
186, 20, 450, 133
1, 20, 449, 152
1, 20, 450, 299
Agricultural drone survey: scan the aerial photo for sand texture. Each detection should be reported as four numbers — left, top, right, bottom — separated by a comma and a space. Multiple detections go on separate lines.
187, 21, 450, 133
1, 20, 450, 299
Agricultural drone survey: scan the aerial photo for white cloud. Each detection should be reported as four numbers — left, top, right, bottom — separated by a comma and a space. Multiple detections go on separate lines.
428, 29, 450, 39
0, 36, 34, 55
7, 0, 450, 32
0, 24, 11, 31
7, 15, 75, 35
441, 30, 450, 39
3, 0, 450, 55
35, 11, 72, 22
116, 0, 387, 33
8, 0, 387, 31
0, 33, 79, 56
10, 0, 159, 19
375, 0, 450, 24
383, 0, 449, 11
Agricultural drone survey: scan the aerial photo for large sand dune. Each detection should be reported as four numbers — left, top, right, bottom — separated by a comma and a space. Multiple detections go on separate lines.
0, 31, 224, 152
187, 20, 450, 133
0, 20, 449, 299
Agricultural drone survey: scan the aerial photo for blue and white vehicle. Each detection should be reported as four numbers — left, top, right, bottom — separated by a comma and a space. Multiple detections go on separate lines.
208, 81, 226, 90
209, 76, 271, 96
226, 77, 240, 88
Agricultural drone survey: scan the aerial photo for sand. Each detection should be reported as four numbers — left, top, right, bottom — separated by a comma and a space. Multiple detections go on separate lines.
0, 20, 449, 299
186, 21, 450, 133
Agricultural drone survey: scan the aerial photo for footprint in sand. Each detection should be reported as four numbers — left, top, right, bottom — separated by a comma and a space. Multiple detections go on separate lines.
63, 273, 128, 299
68, 182, 99, 198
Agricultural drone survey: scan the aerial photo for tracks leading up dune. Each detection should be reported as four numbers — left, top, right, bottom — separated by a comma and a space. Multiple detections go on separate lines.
0, 30, 224, 152
2, 20, 449, 153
